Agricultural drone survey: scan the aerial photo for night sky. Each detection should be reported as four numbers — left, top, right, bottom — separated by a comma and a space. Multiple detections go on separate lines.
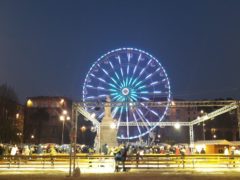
0, 0, 240, 103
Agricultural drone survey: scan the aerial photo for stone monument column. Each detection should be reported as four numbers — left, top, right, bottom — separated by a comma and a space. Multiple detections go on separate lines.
99, 96, 118, 152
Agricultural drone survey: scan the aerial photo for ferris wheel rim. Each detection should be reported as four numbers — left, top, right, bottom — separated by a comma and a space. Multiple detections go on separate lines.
83, 47, 171, 140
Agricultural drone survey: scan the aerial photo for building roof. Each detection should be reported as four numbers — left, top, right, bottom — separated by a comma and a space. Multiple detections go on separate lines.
26, 96, 71, 101
230, 141, 240, 146
194, 139, 233, 145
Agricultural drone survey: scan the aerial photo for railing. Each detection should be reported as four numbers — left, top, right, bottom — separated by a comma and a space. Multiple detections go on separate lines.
0, 154, 240, 170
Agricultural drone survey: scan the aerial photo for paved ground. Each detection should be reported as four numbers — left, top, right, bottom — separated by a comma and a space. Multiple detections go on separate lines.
1, 169, 240, 180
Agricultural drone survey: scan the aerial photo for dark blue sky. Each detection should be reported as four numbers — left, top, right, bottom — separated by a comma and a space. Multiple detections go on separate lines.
0, 0, 240, 103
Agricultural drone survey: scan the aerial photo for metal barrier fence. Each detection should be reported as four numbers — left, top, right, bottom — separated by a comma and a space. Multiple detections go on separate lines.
0, 154, 240, 170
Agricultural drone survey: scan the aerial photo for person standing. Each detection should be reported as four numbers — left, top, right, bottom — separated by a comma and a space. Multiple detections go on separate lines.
102, 144, 109, 155
10, 145, 18, 163
120, 144, 129, 172
0, 144, 4, 159
200, 148, 206, 154
114, 146, 121, 172
224, 146, 229, 155
49, 145, 57, 166
22, 145, 30, 163
10, 145, 18, 156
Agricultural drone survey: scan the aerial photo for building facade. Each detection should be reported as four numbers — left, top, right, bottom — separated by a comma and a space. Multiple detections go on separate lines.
23, 96, 72, 144
22, 97, 239, 145
154, 100, 239, 144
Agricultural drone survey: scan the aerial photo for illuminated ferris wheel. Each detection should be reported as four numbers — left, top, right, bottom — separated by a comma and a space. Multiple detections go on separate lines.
83, 48, 171, 139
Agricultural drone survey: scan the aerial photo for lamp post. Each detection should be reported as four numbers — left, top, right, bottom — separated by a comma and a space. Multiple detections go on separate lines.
17, 132, 22, 144
202, 123, 206, 140
60, 110, 70, 145
200, 110, 207, 141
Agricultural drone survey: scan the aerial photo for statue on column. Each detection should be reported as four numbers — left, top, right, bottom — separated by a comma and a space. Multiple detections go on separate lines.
104, 95, 111, 118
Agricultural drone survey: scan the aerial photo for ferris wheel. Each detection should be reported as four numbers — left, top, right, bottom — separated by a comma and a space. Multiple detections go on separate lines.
83, 48, 171, 139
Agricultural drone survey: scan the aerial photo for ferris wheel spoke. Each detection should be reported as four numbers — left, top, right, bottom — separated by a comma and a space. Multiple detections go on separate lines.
85, 96, 96, 100
86, 85, 110, 92
133, 80, 144, 89
133, 112, 142, 134
95, 77, 109, 85
112, 106, 119, 118
130, 59, 155, 88
145, 81, 161, 88
126, 77, 129, 87
128, 77, 134, 85
133, 73, 161, 90
136, 91, 149, 94
131, 53, 142, 78
140, 103, 160, 117
90, 73, 96, 78
136, 67, 162, 85
127, 53, 132, 75
109, 61, 121, 81
126, 106, 129, 138
108, 83, 120, 90
112, 94, 123, 101
136, 109, 150, 131
136, 90, 166, 96
112, 96, 124, 119
137, 109, 152, 126
94, 77, 120, 90
116, 56, 124, 78
98, 94, 109, 98
129, 95, 138, 101
99, 66, 122, 89
116, 106, 124, 129
139, 97, 150, 101
135, 85, 147, 92
98, 112, 104, 119
111, 94, 121, 101
138, 59, 152, 78
111, 93, 127, 102
131, 91, 137, 97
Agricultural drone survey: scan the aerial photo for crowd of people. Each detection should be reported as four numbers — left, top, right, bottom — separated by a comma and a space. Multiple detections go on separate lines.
0, 143, 63, 157
1, 143, 240, 157
1, 143, 240, 171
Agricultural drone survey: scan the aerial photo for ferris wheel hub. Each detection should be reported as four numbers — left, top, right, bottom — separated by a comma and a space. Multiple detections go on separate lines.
122, 87, 130, 96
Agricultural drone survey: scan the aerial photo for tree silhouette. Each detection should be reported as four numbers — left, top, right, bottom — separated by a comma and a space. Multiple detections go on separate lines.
0, 84, 19, 143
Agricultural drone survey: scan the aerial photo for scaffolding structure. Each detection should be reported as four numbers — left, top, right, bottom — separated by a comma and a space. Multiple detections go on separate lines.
68, 100, 240, 176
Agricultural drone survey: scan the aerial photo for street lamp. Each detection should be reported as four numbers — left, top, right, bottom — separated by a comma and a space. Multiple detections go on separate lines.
90, 113, 96, 118
31, 134, 35, 144
174, 122, 181, 129
80, 126, 86, 132
60, 110, 71, 144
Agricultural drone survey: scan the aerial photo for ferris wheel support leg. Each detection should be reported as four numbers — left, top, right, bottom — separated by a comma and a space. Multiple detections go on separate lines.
189, 125, 194, 151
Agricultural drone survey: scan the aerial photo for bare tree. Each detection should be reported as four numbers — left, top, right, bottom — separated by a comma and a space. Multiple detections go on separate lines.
0, 84, 19, 143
